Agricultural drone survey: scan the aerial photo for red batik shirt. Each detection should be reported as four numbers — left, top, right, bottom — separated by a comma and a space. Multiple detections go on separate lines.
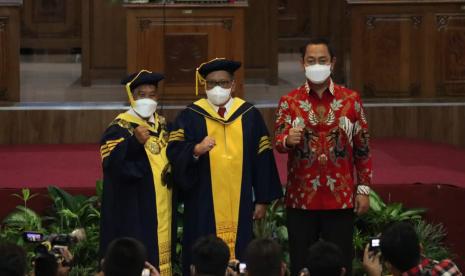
402, 257, 462, 276
274, 80, 372, 210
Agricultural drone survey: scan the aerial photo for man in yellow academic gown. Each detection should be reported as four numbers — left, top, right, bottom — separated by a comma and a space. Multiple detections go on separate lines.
100, 70, 173, 275
167, 58, 283, 275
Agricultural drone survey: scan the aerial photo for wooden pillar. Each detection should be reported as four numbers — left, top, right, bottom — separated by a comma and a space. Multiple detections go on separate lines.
0, 0, 21, 102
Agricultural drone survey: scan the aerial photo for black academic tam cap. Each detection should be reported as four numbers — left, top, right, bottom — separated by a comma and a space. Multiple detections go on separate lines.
121, 70, 165, 92
197, 58, 241, 78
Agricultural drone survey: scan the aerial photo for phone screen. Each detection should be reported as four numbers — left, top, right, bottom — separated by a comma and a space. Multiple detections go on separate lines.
239, 263, 247, 274
141, 268, 150, 276
370, 238, 380, 249
24, 232, 43, 242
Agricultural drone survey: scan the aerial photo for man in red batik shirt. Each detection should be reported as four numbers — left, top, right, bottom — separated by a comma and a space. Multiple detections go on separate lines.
274, 37, 372, 276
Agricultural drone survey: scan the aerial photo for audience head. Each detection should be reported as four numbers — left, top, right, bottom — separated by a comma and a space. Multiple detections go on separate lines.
305, 240, 345, 276
103, 237, 147, 276
380, 222, 421, 273
34, 253, 59, 276
0, 242, 27, 276
244, 238, 285, 276
191, 235, 230, 276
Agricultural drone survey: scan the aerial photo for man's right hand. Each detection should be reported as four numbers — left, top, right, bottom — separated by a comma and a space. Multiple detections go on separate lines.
134, 126, 150, 144
194, 136, 216, 156
362, 244, 382, 276
286, 127, 304, 147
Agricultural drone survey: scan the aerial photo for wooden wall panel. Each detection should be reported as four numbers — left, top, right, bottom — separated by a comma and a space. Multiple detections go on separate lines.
0, 3, 20, 102
348, 0, 465, 98
277, 0, 312, 47
1, 104, 465, 148
81, 0, 126, 85
364, 105, 465, 148
278, 0, 349, 83
436, 13, 465, 97
244, 0, 278, 84
0, 17, 7, 100
82, 0, 277, 85
360, 15, 423, 97
125, 4, 246, 103
21, 0, 81, 49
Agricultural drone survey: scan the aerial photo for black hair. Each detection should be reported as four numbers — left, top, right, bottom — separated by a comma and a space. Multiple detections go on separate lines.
380, 222, 421, 272
34, 254, 58, 276
103, 237, 147, 276
0, 242, 27, 276
244, 238, 283, 276
191, 235, 230, 276
306, 240, 344, 276
299, 37, 335, 60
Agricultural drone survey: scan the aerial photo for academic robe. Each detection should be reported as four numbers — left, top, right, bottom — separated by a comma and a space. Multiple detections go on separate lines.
99, 111, 174, 276
166, 98, 283, 275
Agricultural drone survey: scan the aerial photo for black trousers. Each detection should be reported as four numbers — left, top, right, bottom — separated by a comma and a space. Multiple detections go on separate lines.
286, 208, 354, 276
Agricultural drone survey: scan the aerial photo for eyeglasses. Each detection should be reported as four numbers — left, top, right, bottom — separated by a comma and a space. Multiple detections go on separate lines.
205, 80, 233, 89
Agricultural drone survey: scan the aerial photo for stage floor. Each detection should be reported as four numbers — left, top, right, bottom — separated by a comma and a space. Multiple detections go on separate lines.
1, 138, 464, 189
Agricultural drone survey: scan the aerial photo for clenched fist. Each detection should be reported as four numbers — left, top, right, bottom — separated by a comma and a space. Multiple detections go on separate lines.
286, 127, 304, 147
194, 136, 216, 156
135, 126, 150, 144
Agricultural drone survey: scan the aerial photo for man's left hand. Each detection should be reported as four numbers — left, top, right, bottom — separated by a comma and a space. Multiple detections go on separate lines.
253, 204, 267, 220
354, 194, 370, 215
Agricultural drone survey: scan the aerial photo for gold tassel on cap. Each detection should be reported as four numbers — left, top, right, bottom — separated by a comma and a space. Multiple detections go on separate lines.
195, 69, 204, 97
125, 69, 152, 107
195, 57, 226, 96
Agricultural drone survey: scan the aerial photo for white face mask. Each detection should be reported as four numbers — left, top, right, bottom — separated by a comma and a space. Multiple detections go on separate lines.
305, 64, 331, 84
133, 98, 157, 119
206, 86, 231, 106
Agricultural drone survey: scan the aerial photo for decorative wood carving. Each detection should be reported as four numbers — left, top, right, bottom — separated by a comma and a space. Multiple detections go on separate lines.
348, 1, 465, 98
437, 15, 450, 30
164, 34, 208, 84
21, 0, 81, 49
125, 4, 246, 103
436, 14, 465, 96
32, 0, 65, 23
359, 15, 422, 97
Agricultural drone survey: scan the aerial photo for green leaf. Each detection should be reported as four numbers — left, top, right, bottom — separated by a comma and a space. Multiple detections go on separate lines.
399, 208, 427, 217
3, 206, 43, 231
11, 194, 23, 201
276, 225, 288, 240
96, 180, 104, 200
368, 190, 385, 212
29, 193, 39, 201
48, 186, 79, 212
22, 188, 30, 201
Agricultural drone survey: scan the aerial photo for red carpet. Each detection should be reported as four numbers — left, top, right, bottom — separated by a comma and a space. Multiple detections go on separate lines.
0, 144, 102, 188
1, 138, 464, 189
